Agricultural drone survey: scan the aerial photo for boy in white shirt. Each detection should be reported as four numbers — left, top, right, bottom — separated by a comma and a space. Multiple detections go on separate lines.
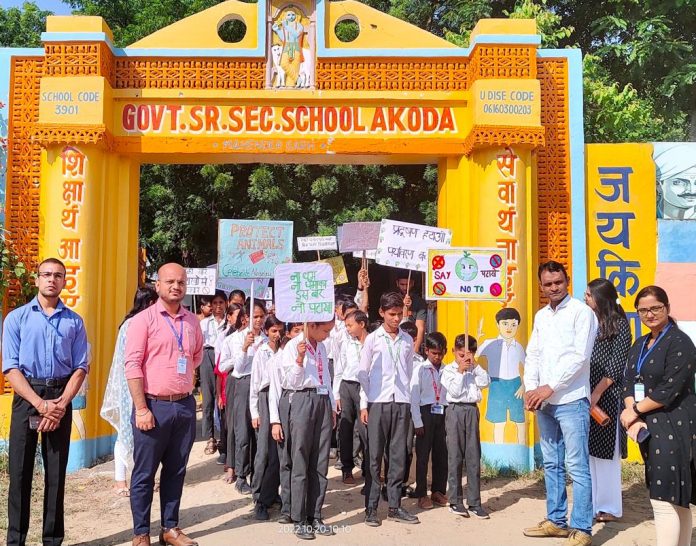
359, 292, 419, 526
411, 332, 449, 510
280, 320, 336, 539
441, 334, 490, 519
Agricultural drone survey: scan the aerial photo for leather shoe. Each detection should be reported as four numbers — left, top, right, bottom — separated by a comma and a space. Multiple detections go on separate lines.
132, 535, 151, 546
387, 507, 420, 524
418, 496, 433, 510
159, 527, 198, 546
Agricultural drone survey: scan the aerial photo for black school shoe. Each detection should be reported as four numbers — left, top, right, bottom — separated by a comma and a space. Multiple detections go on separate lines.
365, 508, 381, 527
277, 513, 293, 524
235, 478, 252, 496
254, 503, 269, 521
449, 503, 470, 517
294, 521, 315, 540
312, 518, 335, 536
469, 505, 490, 519
387, 507, 420, 524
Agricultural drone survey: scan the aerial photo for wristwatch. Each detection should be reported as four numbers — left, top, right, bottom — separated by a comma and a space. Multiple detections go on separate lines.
632, 401, 644, 418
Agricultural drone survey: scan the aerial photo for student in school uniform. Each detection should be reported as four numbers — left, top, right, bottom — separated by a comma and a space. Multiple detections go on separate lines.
280, 320, 337, 539
270, 323, 304, 525
411, 332, 449, 510
359, 292, 420, 527
249, 315, 285, 521
441, 334, 490, 519
399, 320, 424, 497
200, 290, 228, 457
335, 310, 369, 484
219, 300, 267, 495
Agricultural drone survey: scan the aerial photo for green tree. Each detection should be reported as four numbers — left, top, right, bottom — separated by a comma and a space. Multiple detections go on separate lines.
0, 2, 51, 48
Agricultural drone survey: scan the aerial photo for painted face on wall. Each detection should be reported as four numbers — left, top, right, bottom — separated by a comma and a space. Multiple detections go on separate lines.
497, 318, 519, 341
660, 168, 696, 209
286, 11, 296, 23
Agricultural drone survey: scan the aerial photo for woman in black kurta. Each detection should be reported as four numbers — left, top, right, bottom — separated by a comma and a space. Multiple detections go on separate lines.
585, 278, 632, 522
621, 286, 696, 546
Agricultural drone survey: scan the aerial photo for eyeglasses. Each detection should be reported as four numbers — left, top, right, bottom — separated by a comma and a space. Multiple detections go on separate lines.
38, 271, 65, 280
636, 305, 666, 316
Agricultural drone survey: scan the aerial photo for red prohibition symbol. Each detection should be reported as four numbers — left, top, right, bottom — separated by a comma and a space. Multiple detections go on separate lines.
432, 255, 446, 270
490, 254, 503, 269
432, 282, 447, 296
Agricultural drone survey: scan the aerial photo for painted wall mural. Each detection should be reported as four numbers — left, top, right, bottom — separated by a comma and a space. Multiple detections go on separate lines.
269, 2, 315, 89
654, 142, 696, 220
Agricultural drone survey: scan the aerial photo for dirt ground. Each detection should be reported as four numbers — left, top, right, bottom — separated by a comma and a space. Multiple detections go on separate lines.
4, 432, 696, 545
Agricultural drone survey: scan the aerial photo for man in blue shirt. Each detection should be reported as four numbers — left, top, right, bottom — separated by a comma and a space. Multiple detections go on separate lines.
2, 257, 89, 546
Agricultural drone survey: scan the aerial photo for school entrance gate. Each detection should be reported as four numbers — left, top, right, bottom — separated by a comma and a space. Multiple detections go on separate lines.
0, 0, 584, 471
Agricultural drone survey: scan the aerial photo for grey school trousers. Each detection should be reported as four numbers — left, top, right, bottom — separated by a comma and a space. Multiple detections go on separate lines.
233, 375, 256, 479
277, 390, 292, 517
364, 402, 411, 510
445, 403, 481, 507
338, 380, 367, 473
288, 389, 332, 523
414, 404, 448, 497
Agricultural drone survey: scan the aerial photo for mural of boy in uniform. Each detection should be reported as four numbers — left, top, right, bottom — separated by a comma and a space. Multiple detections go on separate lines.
477, 308, 526, 445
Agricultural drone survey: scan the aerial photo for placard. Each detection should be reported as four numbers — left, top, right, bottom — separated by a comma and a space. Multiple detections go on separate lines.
275, 263, 335, 322
338, 222, 381, 252
185, 268, 217, 295
352, 250, 377, 260
376, 219, 452, 271
218, 219, 293, 278
319, 255, 348, 284
427, 248, 507, 301
298, 235, 337, 251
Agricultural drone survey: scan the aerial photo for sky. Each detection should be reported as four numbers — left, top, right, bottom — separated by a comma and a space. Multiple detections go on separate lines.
1, 0, 73, 15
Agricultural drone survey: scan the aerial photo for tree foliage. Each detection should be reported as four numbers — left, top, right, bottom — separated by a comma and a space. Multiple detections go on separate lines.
0, 2, 51, 47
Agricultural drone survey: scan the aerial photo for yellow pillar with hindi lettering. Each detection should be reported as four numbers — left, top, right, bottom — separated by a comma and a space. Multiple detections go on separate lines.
38, 145, 141, 471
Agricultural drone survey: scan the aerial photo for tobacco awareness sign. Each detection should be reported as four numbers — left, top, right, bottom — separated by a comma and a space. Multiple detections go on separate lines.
426, 248, 507, 301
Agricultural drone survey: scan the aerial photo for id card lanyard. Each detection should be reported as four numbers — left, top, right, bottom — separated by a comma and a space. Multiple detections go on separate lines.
635, 323, 672, 401
429, 367, 441, 405
306, 342, 323, 385
164, 314, 187, 374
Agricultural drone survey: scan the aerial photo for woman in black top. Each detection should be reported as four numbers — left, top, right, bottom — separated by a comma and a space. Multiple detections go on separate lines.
621, 285, 696, 546
584, 278, 632, 522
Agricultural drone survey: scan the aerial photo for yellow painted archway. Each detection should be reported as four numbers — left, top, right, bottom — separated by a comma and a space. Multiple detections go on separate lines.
1, 0, 584, 471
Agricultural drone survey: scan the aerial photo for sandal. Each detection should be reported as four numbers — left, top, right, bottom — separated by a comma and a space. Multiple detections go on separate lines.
204, 438, 218, 455
596, 512, 619, 522
113, 486, 130, 497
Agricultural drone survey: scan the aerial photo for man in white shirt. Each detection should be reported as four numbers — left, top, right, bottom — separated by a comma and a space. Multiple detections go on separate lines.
477, 307, 527, 445
358, 292, 419, 526
198, 291, 227, 457
523, 261, 597, 546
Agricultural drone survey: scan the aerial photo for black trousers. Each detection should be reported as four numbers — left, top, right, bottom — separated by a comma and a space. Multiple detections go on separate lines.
251, 389, 280, 507
445, 403, 482, 507
277, 390, 292, 517
288, 390, 332, 523
233, 375, 256, 479
414, 405, 448, 497
130, 395, 196, 535
199, 347, 216, 440
364, 402, 410, 510
338, 380, 366, 473
7, 385, 72, 546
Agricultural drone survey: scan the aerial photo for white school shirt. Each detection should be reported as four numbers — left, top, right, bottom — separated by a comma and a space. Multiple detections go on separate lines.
268, 349, 285, 424
334, 336, 363, 399
358, 326, 415, 410
200, 315, 226, 348
281, 334, 337, 413
249, 342, 277, 421
524, 295, 598, 405
218, 327, 267, 377
441, 362, 490, 404
327, 318, 346, 361
410, 360, 448, 428
477, 336, 526, 380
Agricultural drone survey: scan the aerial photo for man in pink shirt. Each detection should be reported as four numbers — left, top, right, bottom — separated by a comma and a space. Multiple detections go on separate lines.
125, 263, 204, 546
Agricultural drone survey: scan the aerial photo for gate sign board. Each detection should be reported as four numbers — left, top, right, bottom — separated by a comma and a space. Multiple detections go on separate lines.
338, 222, 381, 253
376, 219, 452, 271
427, 248, 507, 301
297, 235, 337, 251
275, 262, 335, 323
218, 219, 293, 279
185, 267, 216, 295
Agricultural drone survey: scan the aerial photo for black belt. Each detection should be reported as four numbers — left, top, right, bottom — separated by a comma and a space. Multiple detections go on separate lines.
260, 386, 270, 393
283, 387, 320, 394
27, 376, 70, 387
342, 379, 360, 386
450, 402, 477, 407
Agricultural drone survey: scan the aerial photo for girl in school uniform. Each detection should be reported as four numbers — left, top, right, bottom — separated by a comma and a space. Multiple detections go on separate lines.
249, 315, 285, 520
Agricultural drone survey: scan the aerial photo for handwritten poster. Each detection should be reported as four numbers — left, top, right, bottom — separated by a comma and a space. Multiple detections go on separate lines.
185, 268, 217, 295
275, 263, 335, 322
376, 219, 452, 271
427, 248, 507, 301
319, 255, 348, 284
218, 219, 293, 278
338, 222, 381, 252
298, 236, 338, 251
